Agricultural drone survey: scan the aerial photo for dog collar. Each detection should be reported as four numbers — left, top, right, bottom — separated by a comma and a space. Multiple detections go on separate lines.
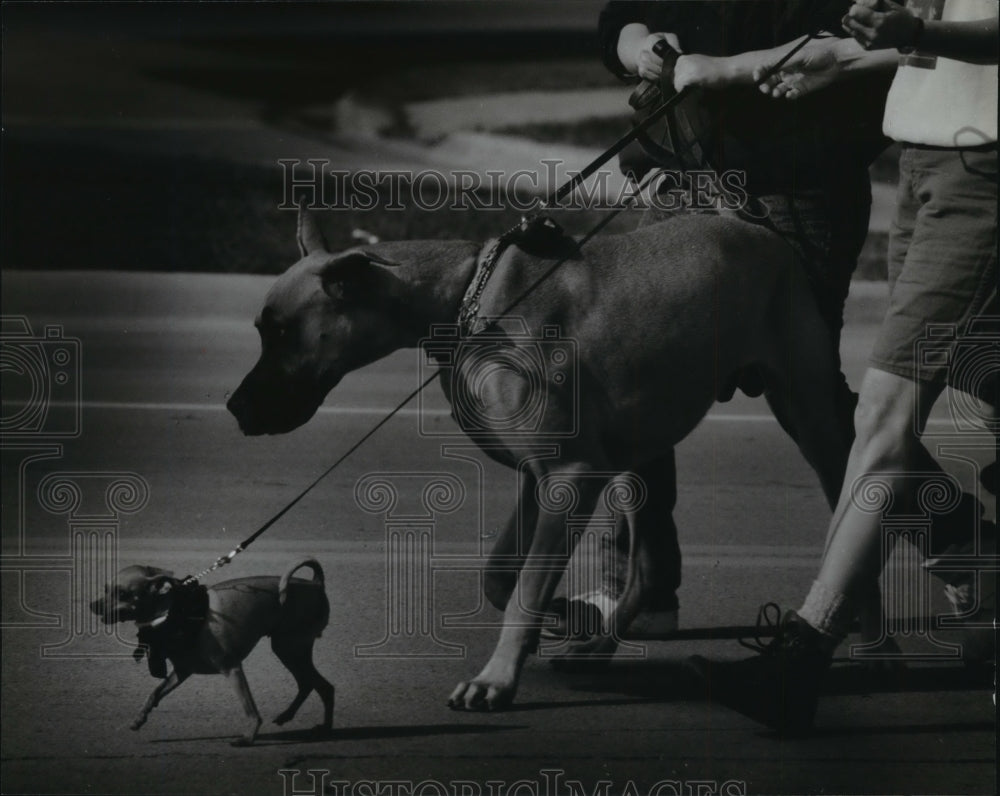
458, 236, 506, 336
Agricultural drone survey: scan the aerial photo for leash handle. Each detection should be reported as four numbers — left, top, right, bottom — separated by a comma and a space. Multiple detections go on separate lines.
628, 38, 680, 110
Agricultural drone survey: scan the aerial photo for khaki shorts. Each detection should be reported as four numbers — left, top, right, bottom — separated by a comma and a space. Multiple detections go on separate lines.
871, 144, 998, 402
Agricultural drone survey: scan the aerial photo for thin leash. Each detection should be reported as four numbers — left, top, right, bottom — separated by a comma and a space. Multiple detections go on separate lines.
186, 31, 819, 584
184, 172, 655, 584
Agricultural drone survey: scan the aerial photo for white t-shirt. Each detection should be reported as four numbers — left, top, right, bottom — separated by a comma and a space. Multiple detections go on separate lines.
883, 0, 998, 147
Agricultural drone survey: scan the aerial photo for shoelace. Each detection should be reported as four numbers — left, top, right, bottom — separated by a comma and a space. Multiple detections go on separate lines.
738, 602, 784, 654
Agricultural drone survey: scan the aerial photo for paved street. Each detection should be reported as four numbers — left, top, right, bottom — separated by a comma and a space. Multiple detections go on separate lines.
2, 4, 996, 794
1, 272, 995, 795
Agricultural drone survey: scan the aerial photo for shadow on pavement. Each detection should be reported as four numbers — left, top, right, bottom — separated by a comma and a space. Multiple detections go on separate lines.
824, 661, 995, 696
546, 656, 993, 702
806, 719, 996, 740
556, 658, 705, 702
151, 722, 526, 746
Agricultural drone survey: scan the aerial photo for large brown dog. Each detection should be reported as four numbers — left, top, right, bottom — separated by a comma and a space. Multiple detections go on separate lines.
228, 209, 849, 711
91, 558, 334, 745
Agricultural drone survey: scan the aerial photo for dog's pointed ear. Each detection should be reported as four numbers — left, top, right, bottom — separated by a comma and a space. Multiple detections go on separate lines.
321, 251, 402, 304
297, 207, 329, 257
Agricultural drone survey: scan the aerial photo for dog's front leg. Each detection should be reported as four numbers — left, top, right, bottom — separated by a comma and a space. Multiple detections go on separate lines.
132, 669, 188, 730
226, 665, 263, 746
484, 472, 538, 610
450, 467, 604, 711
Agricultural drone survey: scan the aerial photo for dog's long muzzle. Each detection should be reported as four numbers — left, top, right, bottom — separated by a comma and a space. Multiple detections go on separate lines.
227, 366, 329, 436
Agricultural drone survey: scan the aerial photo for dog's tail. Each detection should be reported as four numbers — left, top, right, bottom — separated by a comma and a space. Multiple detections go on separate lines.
278, 558, 325, 606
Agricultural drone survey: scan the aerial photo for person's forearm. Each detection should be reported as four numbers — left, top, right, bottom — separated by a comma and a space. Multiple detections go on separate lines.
917, 18, 999, 64
832, 37, 899, 73
617, 23, 650, 75
697, 36, 846, 87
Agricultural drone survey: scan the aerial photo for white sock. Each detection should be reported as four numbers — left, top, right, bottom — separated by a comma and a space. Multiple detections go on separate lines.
798, 580, 852, 643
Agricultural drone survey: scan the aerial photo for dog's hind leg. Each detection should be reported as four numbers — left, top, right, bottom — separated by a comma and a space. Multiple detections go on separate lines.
131, 668, 189, 731
271, 635, 335, 731
225, 665, 263, 746
484, 471, 539, 611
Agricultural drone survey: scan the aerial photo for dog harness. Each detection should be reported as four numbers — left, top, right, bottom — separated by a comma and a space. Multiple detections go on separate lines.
134, 580, 209, 678
457, 215, 564, 335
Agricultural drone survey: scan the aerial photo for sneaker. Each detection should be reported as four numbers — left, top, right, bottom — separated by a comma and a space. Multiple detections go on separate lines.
541, 591, 679, 642
688, 607, 833, 736
923, 524, 997, 664
943, 572, 997, 664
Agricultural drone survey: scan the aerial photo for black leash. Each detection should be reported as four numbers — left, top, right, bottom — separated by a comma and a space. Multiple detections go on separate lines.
185, 369, 443, 583
188, 31, 821, 582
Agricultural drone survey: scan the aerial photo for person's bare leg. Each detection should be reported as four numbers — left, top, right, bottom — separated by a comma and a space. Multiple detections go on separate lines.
799, 369, 945, 637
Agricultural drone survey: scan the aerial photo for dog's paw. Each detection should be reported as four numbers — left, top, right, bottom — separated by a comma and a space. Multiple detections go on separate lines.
129, 717, 146, 731
447, 679, 514, 712
273, 710, 293, 726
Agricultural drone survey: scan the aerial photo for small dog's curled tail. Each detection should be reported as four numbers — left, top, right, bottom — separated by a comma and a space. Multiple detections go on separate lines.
278, 558, 325, 606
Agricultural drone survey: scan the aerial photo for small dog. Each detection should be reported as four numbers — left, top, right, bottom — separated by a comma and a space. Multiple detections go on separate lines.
91, 558, 334, 746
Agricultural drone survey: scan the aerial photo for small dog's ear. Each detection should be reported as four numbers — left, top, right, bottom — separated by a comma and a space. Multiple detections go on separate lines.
297, 207, 330, 257
145, 574, 174, 596
321, 251, 400, 304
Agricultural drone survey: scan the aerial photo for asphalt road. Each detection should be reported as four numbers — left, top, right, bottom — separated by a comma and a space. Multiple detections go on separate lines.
1, 271, 996, 796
